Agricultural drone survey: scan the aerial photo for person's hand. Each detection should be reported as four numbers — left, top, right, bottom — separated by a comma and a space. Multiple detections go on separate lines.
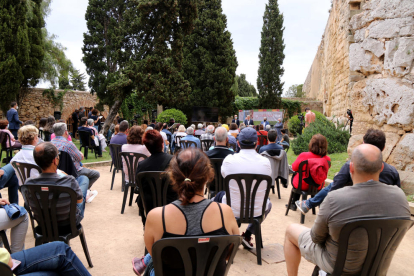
0, 198, 10, 205
0, 169, 4, 178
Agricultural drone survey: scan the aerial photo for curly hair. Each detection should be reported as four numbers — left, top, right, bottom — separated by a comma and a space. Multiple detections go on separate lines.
18, 125, 39, 145
167, 148, 214, 205
127, 126, 144, 144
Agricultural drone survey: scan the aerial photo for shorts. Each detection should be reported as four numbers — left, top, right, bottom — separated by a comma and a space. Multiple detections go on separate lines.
298, 229, 334, 274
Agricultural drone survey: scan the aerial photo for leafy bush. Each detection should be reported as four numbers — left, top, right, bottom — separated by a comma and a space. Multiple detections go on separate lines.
120, 93, 156, 121
157, 109, 188, 125
288, 110, 326, 136
291, 115, 350, 155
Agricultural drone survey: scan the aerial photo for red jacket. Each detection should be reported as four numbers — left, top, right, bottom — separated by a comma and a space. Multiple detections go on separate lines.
292, 152, 330, 191
257, 131, 268, 146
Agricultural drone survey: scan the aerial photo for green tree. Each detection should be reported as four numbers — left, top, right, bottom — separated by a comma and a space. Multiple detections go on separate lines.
257, 0, 285, 108
0, 0, 44, 113
58, 76, 72, 89
70, 69, 86, 91
182, 0, 238, 118
237, 74, 257, 97
285, 84, 304, 97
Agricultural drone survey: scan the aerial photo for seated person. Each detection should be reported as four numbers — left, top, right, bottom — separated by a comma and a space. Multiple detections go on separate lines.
296, 129, 401, 214
0, 197, 28, 253
110, 120, 129, 146
200, 125, 215, 151
205, 127, 234, 159
51, 123, 97, 203
228, 123, 239, 138
284, 144, 411, 275
220, 127, 272, 249
77, 117, 103, 157
0, 120, 22, 149
180, 127, 201, 149
132, 148, 239, 276
277, 129, 290, 147
86, 119, 107, 153
121, 126, 150, 183
0, 241, 91, 275
154, 123, 169, 152
288, 134, 330, 211
256, 124, 268, 146
50, 119, 72, 142
0, 165, 19, 205
259, 129, 283, 153
11, 125, 41, 186
194, 123, 205, 136
171, 124, 186, 153
135, 130, 175, 225
25, 143, 88, 225
221, 124, 237, 150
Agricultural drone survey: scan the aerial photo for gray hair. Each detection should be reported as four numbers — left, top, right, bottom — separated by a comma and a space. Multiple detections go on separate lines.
190, 124, 195, 130
87, 119, 94, 126
80, 106, 84, 111
206, 125, 215, 133
146, 126, 153, 132
351, 146, 383, 174
187, 127, 194, 135
53, 123, 67, 136
215, 127, 227, 142
266, 125, 271, 130
198, 123, 203, 129
240, 125, 245, 131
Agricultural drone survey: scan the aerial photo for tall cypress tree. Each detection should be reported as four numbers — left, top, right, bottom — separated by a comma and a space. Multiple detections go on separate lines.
257, 0, 285, 108
182, 0, 238, 118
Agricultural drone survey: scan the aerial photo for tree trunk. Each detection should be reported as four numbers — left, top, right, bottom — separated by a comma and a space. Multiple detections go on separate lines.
103, 100, 123, 136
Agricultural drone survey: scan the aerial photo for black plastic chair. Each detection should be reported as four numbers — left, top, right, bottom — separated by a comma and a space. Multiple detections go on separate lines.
224, 173, 272, 265
315, 218, 414, 276
43, 131, 51, 142
0, 132, 20, 164
194, 134, 201, 140
78, 130, 98, 159
0, 193, 11, 254
109, 144, 123, 190
38, 129, 43, 139
20, 184, 93, 267
201, 139, 214, 152
166, 133, 172, 152
174, 135, 183, 153
119, 152, 148, 214
180, 140, 197, 150
152, 235, 241, 276
0, 262, 12, 276
207, 158, 224, 199
285, 160, 323, 224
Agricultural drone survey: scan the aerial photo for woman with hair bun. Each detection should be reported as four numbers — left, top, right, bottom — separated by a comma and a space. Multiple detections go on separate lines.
132, 148, 239, 276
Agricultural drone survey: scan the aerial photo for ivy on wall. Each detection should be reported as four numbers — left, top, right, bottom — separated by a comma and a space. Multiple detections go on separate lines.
42, 89, 67, 111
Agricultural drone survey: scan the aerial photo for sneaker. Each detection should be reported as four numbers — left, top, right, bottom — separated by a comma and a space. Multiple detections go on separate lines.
86, 190, 98, 203
132, 257, 146, 276
285, 203, 297, 211
241, 232, 254, 249
296, 200, 310, 214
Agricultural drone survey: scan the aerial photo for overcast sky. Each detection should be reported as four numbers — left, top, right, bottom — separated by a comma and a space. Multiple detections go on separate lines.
42, 0, 331, 93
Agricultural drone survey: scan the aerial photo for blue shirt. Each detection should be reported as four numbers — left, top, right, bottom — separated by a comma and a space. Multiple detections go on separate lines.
180, 135, 201, 149
259, 143, 283, 153
110, 133, 127, 146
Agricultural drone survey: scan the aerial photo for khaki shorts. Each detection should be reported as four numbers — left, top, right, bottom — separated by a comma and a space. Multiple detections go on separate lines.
298, 229, 334, 274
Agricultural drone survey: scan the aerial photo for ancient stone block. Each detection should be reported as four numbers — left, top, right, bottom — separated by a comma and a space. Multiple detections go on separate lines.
361, 38, 385, 58
399, 170, 414, 194
347, 134, 364, 157
387, 134, 414, 171
349, 43, 382, 73
383, 132, 401, 161
384, 37, 414, 77
368, 18, 414, 39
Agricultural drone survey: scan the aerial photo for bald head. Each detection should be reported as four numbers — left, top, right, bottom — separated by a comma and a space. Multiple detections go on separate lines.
351, 144, 383, 175
34, 142, 58, 170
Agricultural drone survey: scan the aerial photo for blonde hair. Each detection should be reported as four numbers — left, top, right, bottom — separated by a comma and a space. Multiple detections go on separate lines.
178, 125, 186, 132
18, 125, 38, 145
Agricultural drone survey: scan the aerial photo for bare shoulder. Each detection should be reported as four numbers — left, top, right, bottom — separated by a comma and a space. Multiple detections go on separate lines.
146, 207, 163, 223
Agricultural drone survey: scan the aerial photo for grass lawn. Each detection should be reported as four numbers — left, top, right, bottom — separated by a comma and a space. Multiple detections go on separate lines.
286, 150, 349, 180
72, 140, 111, 163
407, 194, 414, 203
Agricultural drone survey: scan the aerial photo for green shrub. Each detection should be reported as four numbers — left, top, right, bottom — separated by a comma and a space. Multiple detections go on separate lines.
288, 110, 326, 136
291, 116, 350, 155
157, 109, 188, 125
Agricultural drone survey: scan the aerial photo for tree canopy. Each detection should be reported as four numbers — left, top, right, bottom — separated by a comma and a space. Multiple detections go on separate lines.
285, 84, 304, 97
257, 0, 285, 108
236, 74, 257, 97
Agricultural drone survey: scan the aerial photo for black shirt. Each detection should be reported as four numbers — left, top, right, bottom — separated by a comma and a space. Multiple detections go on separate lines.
330, 160, 400, 191
205, 146, 235, 159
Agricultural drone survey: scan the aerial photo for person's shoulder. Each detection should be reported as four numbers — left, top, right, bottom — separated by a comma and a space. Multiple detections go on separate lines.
383, 162, 399, 174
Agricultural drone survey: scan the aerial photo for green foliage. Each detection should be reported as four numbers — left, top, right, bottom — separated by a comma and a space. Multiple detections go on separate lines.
157, 109, 188, 126
58, 76, 72, 89
237, 74, 257, 97
287, 116, 301, 136
291, 113, 350, 155
119, 93, 156, 122
257, 0, 285, 109
182, 0, 238, 118
70, 69, 86, 91
285, 84, 304, 97
42, 88, 67, 111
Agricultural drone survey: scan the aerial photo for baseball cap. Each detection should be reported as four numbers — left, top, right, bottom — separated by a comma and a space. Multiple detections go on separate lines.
237, 127, 257, 146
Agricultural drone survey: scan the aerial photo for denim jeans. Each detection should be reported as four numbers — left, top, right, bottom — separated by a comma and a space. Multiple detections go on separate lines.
76, 176, 89, 219
0, 164, 19, 204
143, 253, 155, 276
306, 183, 332, 209
11, 241, 91, 276
78, 167, 100, 188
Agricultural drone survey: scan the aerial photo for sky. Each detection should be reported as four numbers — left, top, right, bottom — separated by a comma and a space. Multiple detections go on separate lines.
41, 0, 331, 94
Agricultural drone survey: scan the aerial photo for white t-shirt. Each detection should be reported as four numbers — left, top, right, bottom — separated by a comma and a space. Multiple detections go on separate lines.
221, 149, 272, 217
10, 145, 39, 186
160, 131, 168, 143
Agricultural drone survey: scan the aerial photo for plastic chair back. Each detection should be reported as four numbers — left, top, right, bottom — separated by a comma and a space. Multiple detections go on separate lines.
0, 131, 11, 149
152, 235, 241, 276
119, 152, 148, 187
257, 135, 267, 147
78, 130, 93, 148
43, 131, 51, 142
0, 262, 13, 276
208, 158, 225, 198
201, 139, 214, 151
109, 144, 123, 171
11, 161, 42, 185
136, 171, 171, 217
38, 129, 43, 139
180, 140, 197, 149
194, 134, 201, 140
330, 218, 414, 276
224, 174, 272, 224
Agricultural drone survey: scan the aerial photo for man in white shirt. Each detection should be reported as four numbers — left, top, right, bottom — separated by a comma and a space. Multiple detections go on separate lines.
221, 127, 272, 249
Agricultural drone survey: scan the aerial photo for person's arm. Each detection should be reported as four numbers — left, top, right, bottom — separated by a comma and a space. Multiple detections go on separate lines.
310, 194, 331, 244
69, 143, 84, 162
13, 111, 22, 125
144, 207, 163, 255
330, 161, 352, 191
291, 153, 305, 172
220, 203, 240, 235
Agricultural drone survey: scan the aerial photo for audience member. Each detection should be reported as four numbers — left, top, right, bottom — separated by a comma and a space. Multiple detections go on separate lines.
0, 242, 91, 275
0, 151, 20, 204
86, 119, 106, 155
200, 125, 215, 151
135, 130, 175, 225
6, 102, 22, 139
265, 124, 271, 131
220, 127, 272, 249
132, 148, 239, 275
0, 120, 22, 149
43, 116, 56, 135
277, 129, 290, 147
141, 124, 148, 132
168, 118, 175, 127
239, 123, 246, 131
87, 107, 94, 118
72, 109, 79, 138
172, 124, 187, 153
154, 123, 168, 152
194, 123, 205, 136
113, 124, 119, 137
305, 107, 315, 127
161, 122, 172, 145
206, 127, 234, 158
23, 120, 34, 126
38, 118, 47, 131
296, 129, 401, 214
89, 109, 101, 132
121, 126, 150, 183
259, 130, 283, 153
78, 107, 85, 119
26, 143, 88, 224
109, 117, 118, 134
11, 126, 41, 186
221, 124, 237, 150
110, 120, 129, 146
284, 144, 411, 275
231, 114, 240, 127
180, 127, 201, 149
149, 120, 156, 128
0, 197, 28, 253
257, 124, 268, 147
229, 123, 239, 138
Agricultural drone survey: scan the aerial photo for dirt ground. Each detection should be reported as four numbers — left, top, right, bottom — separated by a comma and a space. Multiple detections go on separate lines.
8, 166, 414, 276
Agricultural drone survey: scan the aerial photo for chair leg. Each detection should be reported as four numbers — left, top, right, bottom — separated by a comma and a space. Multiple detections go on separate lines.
276, 179, 281, 199
79, 230, 93, 268
255, 221, 262, 265
271, 186, 275, 194
121, 184, 129, 214
285, 191, 294, 216
110, 169, 116, 190
300, 194, 308, 224
84, 146, 88, 159
0, 230, 11, 253
311, 195, 316, 215
110, 161, 113, 172
129, 185, 134, 206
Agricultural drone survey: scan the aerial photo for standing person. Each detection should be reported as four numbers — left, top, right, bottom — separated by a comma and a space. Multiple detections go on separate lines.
72, 109, 79, 139
261, 117, 270, 129
244, 115, 254, 126
231, 114, 240, 127
305, 108, 315, 127
78, 107, 85, 119
6, 102, 22, 139
87, 107, 94, 118
346, 109, 353, 134
168, 118, 175, 127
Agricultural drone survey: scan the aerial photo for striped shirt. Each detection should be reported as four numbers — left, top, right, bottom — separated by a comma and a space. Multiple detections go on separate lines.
52, 136, 83, 171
